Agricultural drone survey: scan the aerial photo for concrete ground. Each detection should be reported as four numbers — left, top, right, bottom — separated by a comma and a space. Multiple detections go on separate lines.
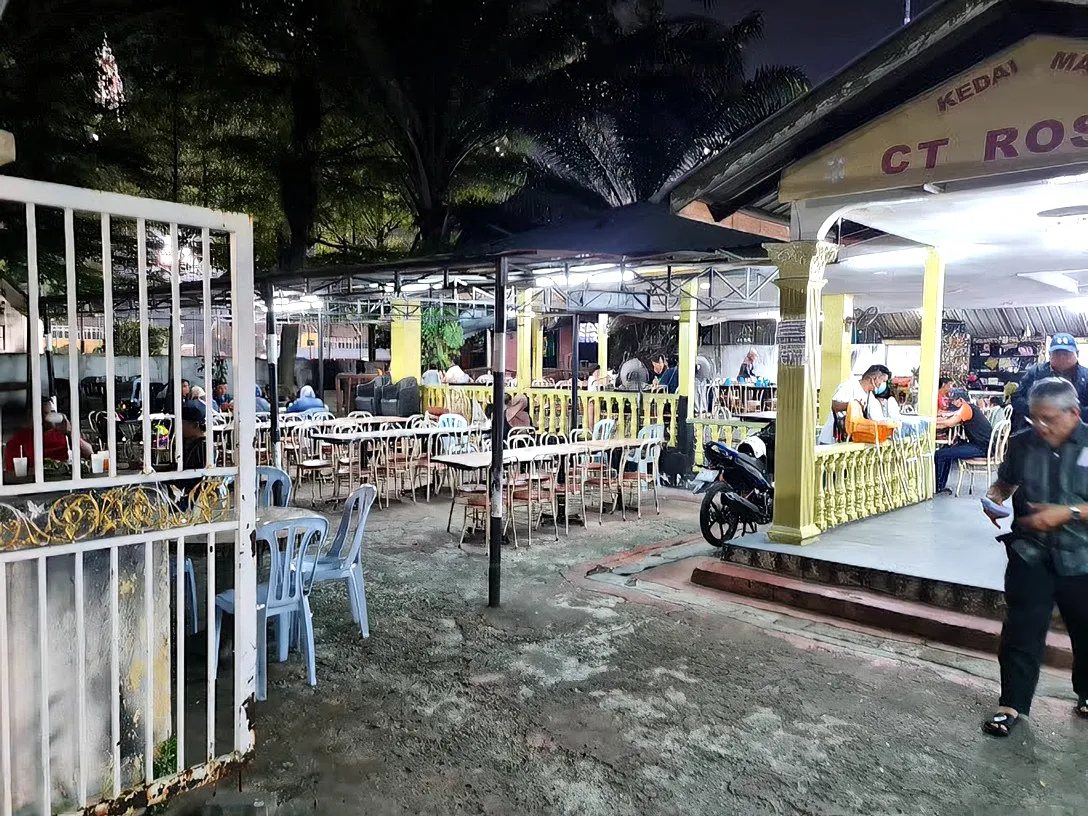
180, 490, 1088, 816
731, 490, 1008, 590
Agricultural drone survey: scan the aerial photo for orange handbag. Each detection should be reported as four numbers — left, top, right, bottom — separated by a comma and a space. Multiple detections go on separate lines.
845, 399, 897, 444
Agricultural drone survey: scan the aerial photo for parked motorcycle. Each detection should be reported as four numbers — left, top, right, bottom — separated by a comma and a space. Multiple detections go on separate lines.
692, 427, 775, 547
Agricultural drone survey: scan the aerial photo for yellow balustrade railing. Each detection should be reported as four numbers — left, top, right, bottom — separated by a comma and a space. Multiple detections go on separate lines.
690, 419, 766, 468
813, 435, 933, 532
420, 385, 679, 439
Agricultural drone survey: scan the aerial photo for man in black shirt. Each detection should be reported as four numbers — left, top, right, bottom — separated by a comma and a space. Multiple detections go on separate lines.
934, 389, 993, 494
1011, 333, 1088, 430
982, 377, 1088, 736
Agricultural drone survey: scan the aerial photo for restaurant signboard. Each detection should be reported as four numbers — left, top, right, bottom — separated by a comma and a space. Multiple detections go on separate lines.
779, 36, 1088, 202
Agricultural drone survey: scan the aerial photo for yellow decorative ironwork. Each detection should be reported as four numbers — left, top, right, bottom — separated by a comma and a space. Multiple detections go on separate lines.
0, 477, 232, 551
421, 384, 679, 439
812, 434, 933, 533
690, 419, 765, 468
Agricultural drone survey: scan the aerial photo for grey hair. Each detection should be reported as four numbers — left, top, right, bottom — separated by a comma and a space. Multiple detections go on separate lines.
1028, 377, 1080, 412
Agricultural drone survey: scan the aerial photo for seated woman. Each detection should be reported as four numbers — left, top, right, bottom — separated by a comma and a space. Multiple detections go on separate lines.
286, 385, 326, 414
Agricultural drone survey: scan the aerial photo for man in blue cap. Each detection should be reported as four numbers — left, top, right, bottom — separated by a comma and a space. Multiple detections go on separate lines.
1011, 333, 1088, 431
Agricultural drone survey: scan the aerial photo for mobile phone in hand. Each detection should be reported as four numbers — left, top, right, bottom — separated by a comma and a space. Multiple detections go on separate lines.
981, 497, 1011, 519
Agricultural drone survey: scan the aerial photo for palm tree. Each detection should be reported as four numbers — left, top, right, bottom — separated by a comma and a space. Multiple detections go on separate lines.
337, 0, 621, 250
518, 10, 808, 208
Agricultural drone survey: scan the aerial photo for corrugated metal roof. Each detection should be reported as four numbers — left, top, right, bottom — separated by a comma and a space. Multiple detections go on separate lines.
874, 307, 1088, 340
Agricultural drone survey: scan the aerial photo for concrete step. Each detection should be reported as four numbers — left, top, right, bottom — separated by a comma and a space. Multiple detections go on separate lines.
691, 561, 1072, 669
720, 539, 1012, 619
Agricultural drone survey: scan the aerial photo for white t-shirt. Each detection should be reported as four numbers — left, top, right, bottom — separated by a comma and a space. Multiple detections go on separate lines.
818, 378, 875, 444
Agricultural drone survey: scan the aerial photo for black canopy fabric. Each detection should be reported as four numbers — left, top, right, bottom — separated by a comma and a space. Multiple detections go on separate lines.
466, 202, 769, 261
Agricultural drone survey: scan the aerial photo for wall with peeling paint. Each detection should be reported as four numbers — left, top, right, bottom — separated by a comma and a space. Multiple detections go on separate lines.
2, 546, 172, 810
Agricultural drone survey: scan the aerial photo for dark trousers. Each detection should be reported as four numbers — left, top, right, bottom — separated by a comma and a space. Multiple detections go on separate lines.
934, 442, 984, 490
999, 549, 1088, 714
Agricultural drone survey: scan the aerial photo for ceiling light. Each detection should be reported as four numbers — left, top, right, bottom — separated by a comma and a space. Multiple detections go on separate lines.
699, 281, 710, 290
1046, 171, 1088, 185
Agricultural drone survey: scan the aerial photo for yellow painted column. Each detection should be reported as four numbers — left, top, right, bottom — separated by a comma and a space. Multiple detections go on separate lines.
917, 247, 945, 433
516, 288, 535, 386
389, 299, 421, 383
677, 280, 699, 420
819, 294, 853, 421
767, 241, 838, 545
532, 317, 544, 382
597, 313, 609, 375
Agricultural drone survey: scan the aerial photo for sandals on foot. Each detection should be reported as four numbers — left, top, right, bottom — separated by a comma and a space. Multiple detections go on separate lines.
982, 711, 1021, 737
1076, 698, 1088, 719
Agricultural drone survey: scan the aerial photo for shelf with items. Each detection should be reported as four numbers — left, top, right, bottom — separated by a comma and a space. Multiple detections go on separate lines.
969, 338, 1041, 392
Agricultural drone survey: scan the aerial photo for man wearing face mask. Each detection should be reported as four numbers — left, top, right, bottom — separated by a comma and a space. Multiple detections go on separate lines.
870, 366, 901, 420
934, 388, 993, 494
1011, 333, 1088, 431
818, 364, 889, 444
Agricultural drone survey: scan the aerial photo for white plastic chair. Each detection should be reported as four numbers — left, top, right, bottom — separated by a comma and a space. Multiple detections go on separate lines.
214, 516, 327, 700
302, 485, 377, 638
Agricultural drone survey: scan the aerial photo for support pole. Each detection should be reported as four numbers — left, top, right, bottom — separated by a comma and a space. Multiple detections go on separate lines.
41, 312, 55, 401
597, 313, 609, 376
918, 247, 945, 455
389, 299, 422, 384
677, 281, 698, 419
316, 309, 325, 403
488, 258, 508, 608
570, 314, 581, 432
766, 240, 838, 544
532, 317, 544, 382
262, 283, 281, 470
516, 288, 535, 386
819, 294, 854, 421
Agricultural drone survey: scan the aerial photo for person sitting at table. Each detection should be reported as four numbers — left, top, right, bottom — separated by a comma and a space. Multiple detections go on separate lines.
213, 381, 233, 411
421, 367, 444, 386
937, 377, 954, 412
505, 394, 532, 431
445, 364, 471, 385
738, 350, 758, 380
651, 352, 678, 394
869, 366, 900, 420
184, 386, 218, 419
286, 384, 326, 414
934, 388, 994, 494
818, 364, 888, 444
175, 405, 210, 508
255, 384, 271, 414
4, 410, 90, 473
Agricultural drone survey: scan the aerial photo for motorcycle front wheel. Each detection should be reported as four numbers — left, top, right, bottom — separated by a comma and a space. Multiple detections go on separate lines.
699, 482, 739, 548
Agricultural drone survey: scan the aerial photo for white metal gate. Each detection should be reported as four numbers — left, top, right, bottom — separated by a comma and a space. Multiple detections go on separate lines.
0, 177, 257, 814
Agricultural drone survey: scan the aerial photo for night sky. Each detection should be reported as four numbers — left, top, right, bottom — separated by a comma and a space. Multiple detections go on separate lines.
665, 0, 945, 83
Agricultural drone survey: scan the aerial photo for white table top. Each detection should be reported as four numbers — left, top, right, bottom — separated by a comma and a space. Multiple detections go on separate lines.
312, 425, 488, 444
256, 506, 324, 527
432, 441, 630, 471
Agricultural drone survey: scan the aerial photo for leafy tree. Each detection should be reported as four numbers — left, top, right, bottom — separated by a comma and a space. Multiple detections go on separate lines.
421, 307, 465, 370
519, 10, 808, 207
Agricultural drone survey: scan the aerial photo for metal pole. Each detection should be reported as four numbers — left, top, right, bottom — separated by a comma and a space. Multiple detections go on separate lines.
488, 258, 508, 608
904, 0, 911, 24
316, 309, 325, 404
570, 313, 580, 432
262, 283, 281, 470
42, 312, 55, 401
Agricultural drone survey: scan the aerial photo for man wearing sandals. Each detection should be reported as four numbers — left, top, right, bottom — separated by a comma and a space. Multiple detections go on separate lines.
982, 377, 1088, 736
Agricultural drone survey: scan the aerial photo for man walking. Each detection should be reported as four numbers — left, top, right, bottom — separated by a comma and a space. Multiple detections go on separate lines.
982, 377, 1088, 736
1011, 333, 1088, 430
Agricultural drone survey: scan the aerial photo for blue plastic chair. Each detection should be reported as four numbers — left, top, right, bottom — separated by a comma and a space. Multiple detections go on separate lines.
256, 466, 293, 508
170, 556, 199, 634
213, 516, 327, 700
592, 419, 616, 440
302, 484, 377, 638
438, 413, 470, 454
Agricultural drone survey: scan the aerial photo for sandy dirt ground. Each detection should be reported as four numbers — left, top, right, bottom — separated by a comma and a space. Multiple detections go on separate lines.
175, 492, 1088, 816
